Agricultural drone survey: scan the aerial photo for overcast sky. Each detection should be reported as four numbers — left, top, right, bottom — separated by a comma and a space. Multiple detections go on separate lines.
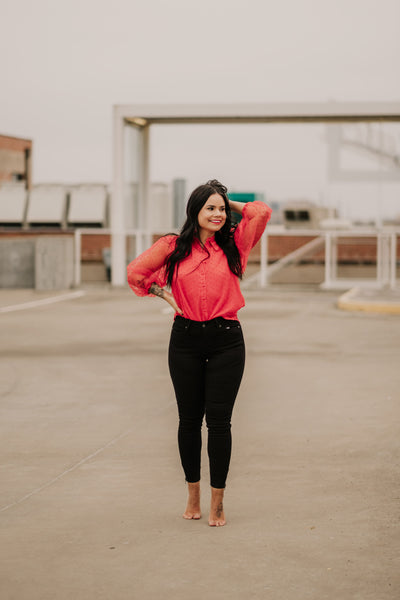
1, 0, 399, 220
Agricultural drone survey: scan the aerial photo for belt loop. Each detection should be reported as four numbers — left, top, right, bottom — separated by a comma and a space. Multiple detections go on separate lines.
215, 317, 223, 328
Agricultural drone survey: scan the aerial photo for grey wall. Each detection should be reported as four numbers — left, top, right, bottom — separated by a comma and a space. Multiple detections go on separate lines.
0, 236, 74, 290
0, 239, 35, 288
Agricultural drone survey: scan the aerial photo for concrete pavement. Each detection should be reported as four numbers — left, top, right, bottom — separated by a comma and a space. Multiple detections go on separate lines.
1, 284, 399, 599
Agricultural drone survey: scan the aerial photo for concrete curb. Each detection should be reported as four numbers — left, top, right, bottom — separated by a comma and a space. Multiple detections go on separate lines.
337, 287, 400, 315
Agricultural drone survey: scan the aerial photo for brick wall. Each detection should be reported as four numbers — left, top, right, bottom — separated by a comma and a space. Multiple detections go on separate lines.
81, 234, 111, 261
1, 230, 399, 264
0, 135, 32, 187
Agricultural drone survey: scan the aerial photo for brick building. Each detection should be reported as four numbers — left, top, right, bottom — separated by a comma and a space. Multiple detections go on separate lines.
0, 134, 32, 188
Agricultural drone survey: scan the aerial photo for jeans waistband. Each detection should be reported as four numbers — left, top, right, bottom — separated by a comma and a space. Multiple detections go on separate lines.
175, 315, 240, 329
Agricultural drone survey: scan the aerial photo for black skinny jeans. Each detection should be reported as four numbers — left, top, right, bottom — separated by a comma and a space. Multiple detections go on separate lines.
168, 315, 246, 489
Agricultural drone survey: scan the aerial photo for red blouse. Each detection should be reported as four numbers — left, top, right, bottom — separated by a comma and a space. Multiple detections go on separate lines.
127, 201, 272, 321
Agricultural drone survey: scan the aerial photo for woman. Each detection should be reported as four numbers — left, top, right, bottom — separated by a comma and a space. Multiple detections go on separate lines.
127, 179, 272, 526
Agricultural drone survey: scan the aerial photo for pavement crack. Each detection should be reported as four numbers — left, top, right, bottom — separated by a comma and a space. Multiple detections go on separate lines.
0, 428, 132, 513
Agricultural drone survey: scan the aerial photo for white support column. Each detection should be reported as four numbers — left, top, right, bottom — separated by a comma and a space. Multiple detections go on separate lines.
376, 232, 391, 288
260, 230, 268, 287
138, 125, 151, 249
324, 232, 332, 288
332, 233, 338, 281
377, 232, 382, 285
74, 229, 81, 287
390, 233, 397, 290
384, 233, 391, 286
382, 234, 390, 286
111, 107, 126, 286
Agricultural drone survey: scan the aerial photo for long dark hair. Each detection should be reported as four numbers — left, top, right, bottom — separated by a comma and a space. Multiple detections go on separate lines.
165, 179, 243, 286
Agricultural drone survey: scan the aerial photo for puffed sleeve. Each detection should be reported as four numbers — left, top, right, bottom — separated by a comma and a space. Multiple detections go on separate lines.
127, 235, 177, 297
234, 201, 272, 267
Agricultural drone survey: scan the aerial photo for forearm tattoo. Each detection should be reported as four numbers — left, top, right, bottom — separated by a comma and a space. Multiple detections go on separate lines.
149, 283, 164, 298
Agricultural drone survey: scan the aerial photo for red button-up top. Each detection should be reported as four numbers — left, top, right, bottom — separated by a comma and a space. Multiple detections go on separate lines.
127, 201, 272, 321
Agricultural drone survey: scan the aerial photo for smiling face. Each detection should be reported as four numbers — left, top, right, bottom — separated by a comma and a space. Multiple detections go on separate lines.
197, 193, 227, 243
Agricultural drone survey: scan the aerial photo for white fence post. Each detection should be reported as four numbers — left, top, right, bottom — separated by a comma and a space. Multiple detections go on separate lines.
74, 230, 81, 287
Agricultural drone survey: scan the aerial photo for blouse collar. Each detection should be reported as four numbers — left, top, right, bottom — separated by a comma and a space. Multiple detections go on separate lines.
194, 236, 220, 252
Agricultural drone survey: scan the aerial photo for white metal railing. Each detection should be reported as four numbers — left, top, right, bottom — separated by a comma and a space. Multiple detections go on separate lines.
74, 227, 399, 290
245, 228, 399, 290
74, 227, 177, 287
321, 229, 399, 290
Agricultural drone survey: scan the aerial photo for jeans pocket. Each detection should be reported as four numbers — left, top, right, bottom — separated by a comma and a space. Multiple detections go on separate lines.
172, 317, 189, 333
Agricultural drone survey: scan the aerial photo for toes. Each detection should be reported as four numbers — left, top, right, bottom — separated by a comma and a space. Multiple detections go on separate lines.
208, 518, 226, 527
183, 511, 202, 520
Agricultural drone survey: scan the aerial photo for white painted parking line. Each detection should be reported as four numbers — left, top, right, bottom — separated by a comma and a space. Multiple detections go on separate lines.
0, 428, 132, 513
0, 291, 86, 313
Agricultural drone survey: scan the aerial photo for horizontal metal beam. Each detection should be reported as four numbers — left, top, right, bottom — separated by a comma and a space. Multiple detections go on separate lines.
118, 102, 400, 126
125, 115, 400, 125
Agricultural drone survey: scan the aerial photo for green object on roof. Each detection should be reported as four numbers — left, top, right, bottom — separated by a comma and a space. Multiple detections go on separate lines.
228, 192, 265, 223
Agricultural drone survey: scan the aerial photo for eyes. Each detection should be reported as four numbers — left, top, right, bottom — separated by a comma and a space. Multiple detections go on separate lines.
206, 205, 225, 212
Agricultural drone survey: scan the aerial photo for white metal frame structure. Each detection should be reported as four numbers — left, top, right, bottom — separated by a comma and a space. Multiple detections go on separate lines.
322, 229, 398, 290
327, 123, 400, 182
112, 102, 400, 287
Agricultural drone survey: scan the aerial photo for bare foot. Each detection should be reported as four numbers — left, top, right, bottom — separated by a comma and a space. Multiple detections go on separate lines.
183, 481, 201, 520
209, 487, 226, 527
